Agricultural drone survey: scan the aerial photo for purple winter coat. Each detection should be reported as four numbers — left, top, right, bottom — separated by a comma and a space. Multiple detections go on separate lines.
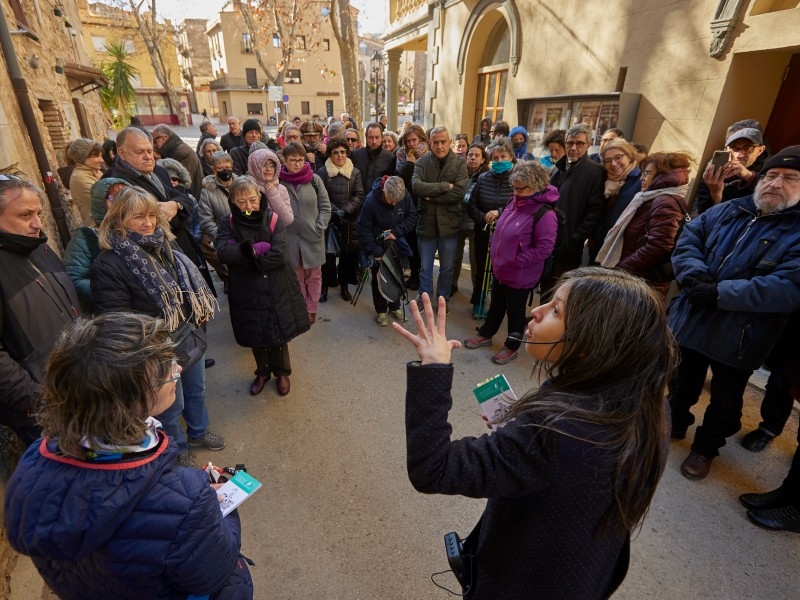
490, 185, 559, 289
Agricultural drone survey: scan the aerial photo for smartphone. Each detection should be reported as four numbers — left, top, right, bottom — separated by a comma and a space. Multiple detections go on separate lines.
711, 150, 731, 170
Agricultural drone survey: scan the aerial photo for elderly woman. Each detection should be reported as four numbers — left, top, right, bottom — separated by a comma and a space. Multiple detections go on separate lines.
91, 187, 222, 467
465, 161, 559, 364
278, 141, 331, 324
199, 138, 222, 177
67, 138, 105, 226
597, 151, 692, 297
382, 130, 399, 154
590, 139, 643, 262
467, 136, 516, 319
4, 312, 253, 599
316, 136, 365, 302
216, 178, 309, 397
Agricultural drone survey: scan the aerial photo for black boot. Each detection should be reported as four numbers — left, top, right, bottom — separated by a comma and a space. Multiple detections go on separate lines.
340, 283, 351, 301
320, 287, 328, 303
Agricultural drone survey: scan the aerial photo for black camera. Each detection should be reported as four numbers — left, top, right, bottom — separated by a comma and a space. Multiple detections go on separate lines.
444, 531, 471, 591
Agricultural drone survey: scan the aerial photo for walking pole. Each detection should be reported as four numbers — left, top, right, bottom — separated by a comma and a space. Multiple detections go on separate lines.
351, 257, 373, 307
476, 222, 494, 325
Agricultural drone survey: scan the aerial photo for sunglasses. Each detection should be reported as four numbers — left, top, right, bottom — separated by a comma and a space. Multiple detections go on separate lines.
346, 137, 358, 143
170, 176, 181, 183
0, 174, 22, 182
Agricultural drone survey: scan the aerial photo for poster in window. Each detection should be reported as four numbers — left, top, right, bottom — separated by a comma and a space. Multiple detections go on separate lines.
545, 108, 563, 130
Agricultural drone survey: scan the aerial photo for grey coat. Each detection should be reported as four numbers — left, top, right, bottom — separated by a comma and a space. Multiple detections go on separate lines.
198, 175, 232, 239
412, 150, 468, 239
282, 174, 332, 270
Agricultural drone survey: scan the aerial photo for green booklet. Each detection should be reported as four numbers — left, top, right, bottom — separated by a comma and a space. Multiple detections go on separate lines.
472, 374, 518, 430
217, 470, 262, 517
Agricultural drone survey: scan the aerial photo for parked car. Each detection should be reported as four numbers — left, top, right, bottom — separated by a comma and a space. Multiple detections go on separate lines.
405, 103, 415, 117
397, 102, 406, 116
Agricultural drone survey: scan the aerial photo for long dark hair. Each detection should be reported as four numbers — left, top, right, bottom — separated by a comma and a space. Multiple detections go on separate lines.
503, 267, 678, 538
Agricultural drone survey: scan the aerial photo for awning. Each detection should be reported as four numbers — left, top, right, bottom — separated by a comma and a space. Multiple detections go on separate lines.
63, 62, 108, 93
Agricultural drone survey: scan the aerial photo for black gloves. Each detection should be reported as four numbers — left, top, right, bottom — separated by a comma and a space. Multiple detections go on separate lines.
686, 281, 718, 309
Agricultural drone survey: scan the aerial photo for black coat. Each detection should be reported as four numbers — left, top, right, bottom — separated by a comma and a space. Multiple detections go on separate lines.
316, 164, 365, 251
550, 154, 606, 265
351, 146, 397, 190
467, 169, 513, 224
220, 131, 243, 153
356, 180, 418, 259
216, 199, 310, 348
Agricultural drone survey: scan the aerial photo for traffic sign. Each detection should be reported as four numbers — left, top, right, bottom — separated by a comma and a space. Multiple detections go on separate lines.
268, 86, 283, 101
282, 95, 289, 103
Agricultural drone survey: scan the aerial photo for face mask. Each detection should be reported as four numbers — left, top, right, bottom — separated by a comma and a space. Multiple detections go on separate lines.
512, 141, 525, 150
217, 168, 233, 182
491, 160, 513, 174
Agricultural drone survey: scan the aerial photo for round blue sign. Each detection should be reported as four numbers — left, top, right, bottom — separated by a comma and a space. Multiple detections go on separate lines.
282, 95, 289, 103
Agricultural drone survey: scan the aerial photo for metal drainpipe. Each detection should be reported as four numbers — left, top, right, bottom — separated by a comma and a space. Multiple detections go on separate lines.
0, 7, 71, 245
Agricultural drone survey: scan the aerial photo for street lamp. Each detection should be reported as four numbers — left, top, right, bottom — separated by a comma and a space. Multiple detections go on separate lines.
371, 51, 383, 117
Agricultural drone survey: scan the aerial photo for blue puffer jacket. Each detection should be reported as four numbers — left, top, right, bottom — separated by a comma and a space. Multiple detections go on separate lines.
4, 432, 253, 600
668, 195, 800, 369
489, 185, 560, 289
356, 178, 418, 258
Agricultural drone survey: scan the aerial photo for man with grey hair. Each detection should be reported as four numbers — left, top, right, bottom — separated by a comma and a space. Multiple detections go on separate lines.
220, 116, 243, 152
152, 124, 205, 199
326, 121, 346, 139
412, 126, 468, 309
356, 175, 418, 326
541, 122, 605, 296
669, 145, 800, 482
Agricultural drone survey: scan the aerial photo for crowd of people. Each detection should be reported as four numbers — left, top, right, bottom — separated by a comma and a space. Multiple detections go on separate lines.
1, 110, 799, 598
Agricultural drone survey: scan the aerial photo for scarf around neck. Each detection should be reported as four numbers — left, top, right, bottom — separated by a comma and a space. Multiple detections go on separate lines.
0, 230, 47, 254
324, 157, 354, 179
108, 226, 215, 331
280, 162, 314, 186
597, 183, 689, 267
79, 417, 163, 461
604, 161, 637, 198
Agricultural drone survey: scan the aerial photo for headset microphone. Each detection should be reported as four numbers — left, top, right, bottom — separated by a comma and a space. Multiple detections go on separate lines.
508, 332, 566, 345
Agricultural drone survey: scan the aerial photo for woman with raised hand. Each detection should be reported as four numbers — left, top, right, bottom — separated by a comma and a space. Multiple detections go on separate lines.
396, 267, 677, 599
4, 312, 252, 600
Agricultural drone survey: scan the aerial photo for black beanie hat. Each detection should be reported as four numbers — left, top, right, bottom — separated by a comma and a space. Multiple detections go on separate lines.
760, 145, 800, 175
242, 118, 262, 137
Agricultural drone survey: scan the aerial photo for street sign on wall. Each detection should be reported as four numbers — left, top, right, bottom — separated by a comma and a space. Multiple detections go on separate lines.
268, 86, 284, 101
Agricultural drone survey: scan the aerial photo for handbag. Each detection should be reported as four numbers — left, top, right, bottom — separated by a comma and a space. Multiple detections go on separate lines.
325, 223, 342, 256
171, 320, 208, 370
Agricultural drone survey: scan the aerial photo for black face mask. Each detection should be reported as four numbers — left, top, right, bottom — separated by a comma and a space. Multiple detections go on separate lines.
217, 169, 233, 182
513, 141, 525, 150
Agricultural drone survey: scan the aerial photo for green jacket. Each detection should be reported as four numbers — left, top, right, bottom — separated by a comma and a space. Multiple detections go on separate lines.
411, 150, 468, 239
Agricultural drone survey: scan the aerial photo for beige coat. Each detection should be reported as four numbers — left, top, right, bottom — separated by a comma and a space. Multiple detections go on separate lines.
69, 163, 101, 226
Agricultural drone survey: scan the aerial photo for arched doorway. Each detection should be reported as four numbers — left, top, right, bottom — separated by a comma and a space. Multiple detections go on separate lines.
473, 18, 510, 135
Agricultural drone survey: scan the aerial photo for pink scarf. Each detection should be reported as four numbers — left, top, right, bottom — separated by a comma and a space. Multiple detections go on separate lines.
279, 162, 313, 186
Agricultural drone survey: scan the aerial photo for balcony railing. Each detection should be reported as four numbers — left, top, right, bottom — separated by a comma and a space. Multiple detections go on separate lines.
209, 77, 263, 91
396, 0, 426, 20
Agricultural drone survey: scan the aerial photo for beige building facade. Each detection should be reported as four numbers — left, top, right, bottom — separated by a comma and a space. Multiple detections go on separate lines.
383, 0, 800, 190
0, 0, 107, 250
178, 18, 216, 118
78, 1, 187, 126
207, 2, 347, 124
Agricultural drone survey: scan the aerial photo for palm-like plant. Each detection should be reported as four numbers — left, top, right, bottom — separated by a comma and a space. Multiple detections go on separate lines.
99, 41, 139, 130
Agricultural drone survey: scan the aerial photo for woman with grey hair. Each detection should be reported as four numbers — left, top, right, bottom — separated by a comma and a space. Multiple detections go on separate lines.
382, 130, 399, 154
465, 161, 560, 364
467, 136, 516, 318
199, 138, 222, 177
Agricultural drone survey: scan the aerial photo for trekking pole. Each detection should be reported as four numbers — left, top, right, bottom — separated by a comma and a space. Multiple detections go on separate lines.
351, 257, 373, 307
476, 222, 495, 325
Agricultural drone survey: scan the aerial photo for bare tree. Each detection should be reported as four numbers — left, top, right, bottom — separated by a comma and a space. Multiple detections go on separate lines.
125, 0, 187, 126
329, 0, 360, 126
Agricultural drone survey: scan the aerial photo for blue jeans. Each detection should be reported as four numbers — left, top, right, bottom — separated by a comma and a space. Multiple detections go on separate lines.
417, 235, 458, 301
156, 353, 210, 453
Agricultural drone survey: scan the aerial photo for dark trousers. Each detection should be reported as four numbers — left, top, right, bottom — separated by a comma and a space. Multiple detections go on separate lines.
454, 228, 476, 294
670, 346, 753, 457
477, 280, 531, 352
781, 437, 800, 503
538, 260, 577, 303
406, 229, 420, 280
371, 262, 400, 314
756, 327, 800, 436
470, 226, 491, 306
252, 345, 291, 377
322, 251, 358, 287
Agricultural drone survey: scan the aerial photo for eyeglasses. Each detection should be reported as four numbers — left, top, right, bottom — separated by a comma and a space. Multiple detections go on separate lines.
0, 174, 21, 182
153, 135, 167, 142
512, 185, 530, 193
331, 149, 348, 155
762, 172, 800, 184
286, 158, 305, 165
152, 358, 180, 389
603, 154, 627, 165
565, 141, 587, 147
262, 163, 276, 171
727, 145, 760, 155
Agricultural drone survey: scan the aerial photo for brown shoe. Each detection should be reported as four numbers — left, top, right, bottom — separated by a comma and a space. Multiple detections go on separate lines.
680, 451, 714, 480
249, 375, 268, 396
309, 312, 316, 325
277, 375, 291, 396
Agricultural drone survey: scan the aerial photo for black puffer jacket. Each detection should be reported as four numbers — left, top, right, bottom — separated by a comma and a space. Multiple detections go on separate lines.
356, 179, 418, 259
352, 146, 396, 190
550, 154, 606, 265
216, 195, 310, 348
467, 169, 514, 224
316, 160, 365, 251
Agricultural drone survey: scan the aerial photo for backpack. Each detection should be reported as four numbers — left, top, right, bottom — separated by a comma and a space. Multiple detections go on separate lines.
377, 239, 407, 306
532, 204, 566, 278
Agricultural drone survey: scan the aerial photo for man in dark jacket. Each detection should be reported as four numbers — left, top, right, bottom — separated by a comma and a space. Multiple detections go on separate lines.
670, 146, 800, 481
357, 176, 417, 325
195, 121, 217, 156
693, 124, 768, 215
220, 116, 243, 152
412, 127, 469, 307
152, 124, 205, 200
0, 176, 80, 445
352, 122, 396, 191
229, 119, 280, 176
540, 123, 605, 297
